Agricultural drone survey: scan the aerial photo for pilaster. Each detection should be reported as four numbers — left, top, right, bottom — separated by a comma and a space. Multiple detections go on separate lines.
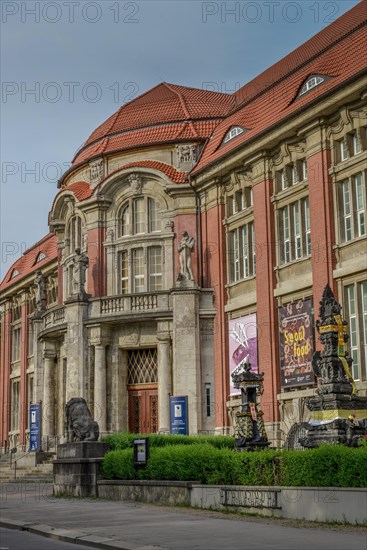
157, 331, 172, 433
171, 284, 201, 434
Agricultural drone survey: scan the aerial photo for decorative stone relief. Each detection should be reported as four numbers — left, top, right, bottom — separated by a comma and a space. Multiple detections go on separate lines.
33, 269, 47, 318
165, 219, 174, 231
128, 173, 142, 195
176, 144, 197, 169
89, 158, 104, 186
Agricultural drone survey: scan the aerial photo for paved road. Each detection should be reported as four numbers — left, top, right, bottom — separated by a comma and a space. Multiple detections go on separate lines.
0, 483, 366, 550
0, 527, 92, 550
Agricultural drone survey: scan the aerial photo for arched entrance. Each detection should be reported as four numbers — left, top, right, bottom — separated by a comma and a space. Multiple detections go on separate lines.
127, 348, 158, 433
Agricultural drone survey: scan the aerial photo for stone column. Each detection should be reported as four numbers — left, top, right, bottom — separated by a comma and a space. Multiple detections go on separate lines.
171, 284, 202, 434
94, 344, 107, 433
157, 333, 172, 433
43, 347, 55, 437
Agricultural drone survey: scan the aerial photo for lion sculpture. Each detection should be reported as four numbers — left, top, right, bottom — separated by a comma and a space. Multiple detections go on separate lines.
65, 397, 99, 442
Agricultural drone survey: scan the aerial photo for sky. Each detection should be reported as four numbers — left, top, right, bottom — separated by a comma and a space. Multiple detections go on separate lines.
0, 0, 361, 279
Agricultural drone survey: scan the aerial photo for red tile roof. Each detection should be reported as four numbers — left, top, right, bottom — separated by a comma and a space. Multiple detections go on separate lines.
97, 160, 188, 186
193, 2, 367, 174
233, 0, 367, 108
0, 233, 58, 292
66, 181, 94, 201
71, 83, 233, 168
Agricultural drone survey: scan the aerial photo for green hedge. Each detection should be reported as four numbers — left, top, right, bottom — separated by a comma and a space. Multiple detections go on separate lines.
102, 432, 234, 451
102, 444, 367, 488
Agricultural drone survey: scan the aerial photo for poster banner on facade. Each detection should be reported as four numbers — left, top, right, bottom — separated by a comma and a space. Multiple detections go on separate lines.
278, 298, 315, 388
29, 403, 42, 451
229, 314, 258, 395
170, 396, 188, 435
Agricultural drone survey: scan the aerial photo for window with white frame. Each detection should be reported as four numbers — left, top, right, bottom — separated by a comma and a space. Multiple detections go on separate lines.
344, 280, 367, 381
119, 204, 130, 236
227, 188, 253, 216
299, 75, 325, 96
119, 246, 163, 294
68, 215, 83, 252
223, 126, 244, 144
132, 248, 145, 292
11, 326, 21, 363
352, 132, 362, 155
148, 247, 162, 291
11, 380, 20, 431
278, 197, 311, 264
338, 172, 366, 242
228, 221, 256, 282
119, 197, 160, 236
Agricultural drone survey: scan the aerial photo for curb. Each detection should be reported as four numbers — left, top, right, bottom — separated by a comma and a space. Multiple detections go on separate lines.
0, 518, 155, 550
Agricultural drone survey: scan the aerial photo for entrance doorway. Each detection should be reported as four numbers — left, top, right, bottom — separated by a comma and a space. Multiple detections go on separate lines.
128, 388, 158, 433
127, 349, 158, 434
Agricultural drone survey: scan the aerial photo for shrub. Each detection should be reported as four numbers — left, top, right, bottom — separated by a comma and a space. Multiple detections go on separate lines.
102, 432, 234, 451
102, 443, 367, 488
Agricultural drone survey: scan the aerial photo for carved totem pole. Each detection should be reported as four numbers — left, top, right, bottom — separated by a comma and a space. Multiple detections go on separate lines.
300, 284, 367, 447
231, 356, 270, 451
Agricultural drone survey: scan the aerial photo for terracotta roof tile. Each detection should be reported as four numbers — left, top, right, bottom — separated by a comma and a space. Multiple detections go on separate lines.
233, 0, 367, 107
0, 233, 58, 292
72, 120, 222, 166
97, 160, 188, 185
70, 84, 233, 168
193, 9, 367, 174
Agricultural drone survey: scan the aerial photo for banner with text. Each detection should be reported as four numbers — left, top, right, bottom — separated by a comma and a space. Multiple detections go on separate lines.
278, 298, 315, 388
229, 313, 258, 395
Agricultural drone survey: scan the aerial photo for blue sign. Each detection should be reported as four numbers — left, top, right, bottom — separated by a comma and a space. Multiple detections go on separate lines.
170, 396, 188, 435
29, 403, 42, 451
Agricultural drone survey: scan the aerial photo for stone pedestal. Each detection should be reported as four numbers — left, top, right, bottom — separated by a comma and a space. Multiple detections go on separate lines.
53, 442, 109, 497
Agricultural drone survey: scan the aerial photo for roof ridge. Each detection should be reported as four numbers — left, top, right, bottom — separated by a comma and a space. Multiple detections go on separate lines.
232, 6, 367, 114
163, 82, 191, 120
22, 232, 55, 255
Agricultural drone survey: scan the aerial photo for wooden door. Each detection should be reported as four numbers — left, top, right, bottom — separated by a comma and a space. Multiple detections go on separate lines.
128, 388, 158, 434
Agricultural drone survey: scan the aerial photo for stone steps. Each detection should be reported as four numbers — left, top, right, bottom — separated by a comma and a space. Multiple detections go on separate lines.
0, 463, 53, 483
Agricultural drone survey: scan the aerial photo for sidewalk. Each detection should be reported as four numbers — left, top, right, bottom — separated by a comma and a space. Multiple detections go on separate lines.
0, 482, 366, 550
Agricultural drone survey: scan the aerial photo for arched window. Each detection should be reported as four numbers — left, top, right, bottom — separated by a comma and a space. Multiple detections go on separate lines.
119, 204, 130, 236
223, 126, 245, 144
68, 215, 83, 252
118, 197, 161, 237
299, 75, 325, 96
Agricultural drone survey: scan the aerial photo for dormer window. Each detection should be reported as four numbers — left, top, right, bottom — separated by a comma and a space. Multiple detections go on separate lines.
35, 251, 46, 263
10, 269, 20, 279
223, 126, 245, 144
299, 75, 325, 96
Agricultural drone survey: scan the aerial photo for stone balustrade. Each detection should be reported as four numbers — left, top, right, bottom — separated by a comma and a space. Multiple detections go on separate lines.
89, 292, 171, 319
43, 306, 65, 328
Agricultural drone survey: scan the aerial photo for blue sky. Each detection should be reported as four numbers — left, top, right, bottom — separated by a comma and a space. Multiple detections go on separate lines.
0, 0, 360, 278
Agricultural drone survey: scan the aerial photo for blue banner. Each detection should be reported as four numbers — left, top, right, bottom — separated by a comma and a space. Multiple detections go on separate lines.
29, 403, 42, 451
170, 396, 188, 435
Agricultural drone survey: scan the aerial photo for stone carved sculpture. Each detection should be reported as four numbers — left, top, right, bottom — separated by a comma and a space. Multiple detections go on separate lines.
89, 158, 104, 184
34, 269, 46, 318
231, 357, 269, 451
177, 231, 195, 281
72, 248, 89, 299
299, 284, 367, 448
65, 397, 99, 442
177, 144, 197, 166
128, 173, 142, 195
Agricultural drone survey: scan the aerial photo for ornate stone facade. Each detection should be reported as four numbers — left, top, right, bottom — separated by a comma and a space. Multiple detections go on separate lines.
1, 3, 366, 450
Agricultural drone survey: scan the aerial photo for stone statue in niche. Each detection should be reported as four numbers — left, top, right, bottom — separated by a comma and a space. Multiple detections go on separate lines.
65, 397, 99, 442
128, 173, 142, 195
89, 158, 104, 185
72, 248, 89, 299
34, 269, 46, 317
177, 231, 195, 281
